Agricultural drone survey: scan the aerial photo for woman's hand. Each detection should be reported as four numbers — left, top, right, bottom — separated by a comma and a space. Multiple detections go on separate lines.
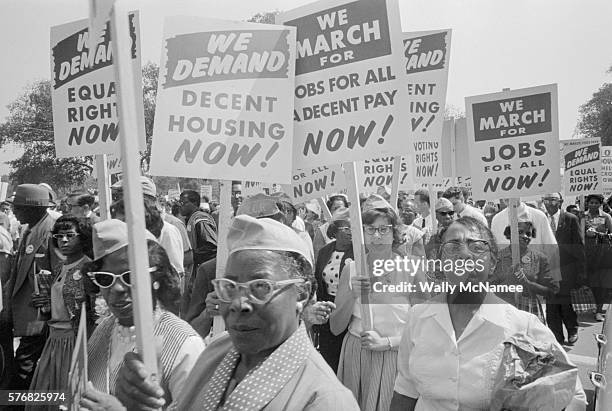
115, 352, 166, 411
205, 291, 222, 317
31, 293, 50, 312
361, 330, 390, 351
80, 382, 126, 411
351, 276, 371, 299
303, 301, 336, 325
513, 267, 529, 283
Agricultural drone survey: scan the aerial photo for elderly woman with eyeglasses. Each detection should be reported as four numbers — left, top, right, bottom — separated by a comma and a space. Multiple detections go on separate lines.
78, 219, 205, 411
110, 215, 358, 411
390, 217, 586, 411
331, 195, 428, 411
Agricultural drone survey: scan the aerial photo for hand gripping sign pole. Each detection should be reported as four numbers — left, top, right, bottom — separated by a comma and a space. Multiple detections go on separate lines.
212, 180, 233, 338
95, 154, 111, 220
109, 1, 157, 378
344, 162, 372, 331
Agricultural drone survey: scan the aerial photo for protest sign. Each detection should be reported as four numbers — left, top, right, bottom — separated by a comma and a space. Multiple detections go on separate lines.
404, 30, 451, 183
601, 146, 612, 199
50, 13, 144, 157
149, 17, 296, 183
167, 188, 180, 200
241, 181, 281, 197
200, 184, 213, 201
278, 0, 410, 169
106, 152, 122, 175
67, 305, 87, 410
561, 138, 601, 196
282, 164, 346, 203
465, 84, 560, 200
0, 182, 8, 202
355, 156, 412, 194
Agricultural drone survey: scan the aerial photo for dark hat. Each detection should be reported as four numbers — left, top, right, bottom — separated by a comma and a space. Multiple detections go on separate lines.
9, 184, 55, 207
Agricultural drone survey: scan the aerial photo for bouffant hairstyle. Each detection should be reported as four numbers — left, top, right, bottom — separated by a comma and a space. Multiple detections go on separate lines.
52, 215, 93, 259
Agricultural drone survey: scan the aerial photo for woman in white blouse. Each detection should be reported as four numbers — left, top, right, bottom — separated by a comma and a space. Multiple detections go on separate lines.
390, 216, 587, 411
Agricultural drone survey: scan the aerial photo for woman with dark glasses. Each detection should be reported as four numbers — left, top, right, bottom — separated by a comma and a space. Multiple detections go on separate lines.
424, 198, 456, 259
27, 215, 96, 410
79, 219, 204, 410
113, 215, 358, 410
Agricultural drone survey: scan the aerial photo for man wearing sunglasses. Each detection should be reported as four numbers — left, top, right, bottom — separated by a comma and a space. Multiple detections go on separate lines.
425, 198, 456, 259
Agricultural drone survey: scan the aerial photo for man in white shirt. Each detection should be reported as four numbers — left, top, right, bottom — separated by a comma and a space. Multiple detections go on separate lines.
412, 189, 433, 241
442, 186, 487, 225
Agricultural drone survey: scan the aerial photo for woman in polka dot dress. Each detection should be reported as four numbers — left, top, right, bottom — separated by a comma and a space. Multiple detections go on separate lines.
311, 207, 353, 372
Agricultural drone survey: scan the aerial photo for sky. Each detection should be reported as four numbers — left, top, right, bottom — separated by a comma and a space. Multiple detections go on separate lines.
0, 0, 611, 174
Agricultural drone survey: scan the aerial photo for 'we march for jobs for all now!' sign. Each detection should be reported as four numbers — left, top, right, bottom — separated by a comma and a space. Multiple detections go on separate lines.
277, 0, 411, 170
466, 84, 561, 200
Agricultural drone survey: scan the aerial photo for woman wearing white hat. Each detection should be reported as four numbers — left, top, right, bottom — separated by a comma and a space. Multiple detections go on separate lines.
79, 219, 204, 410
113, 215, 359, 410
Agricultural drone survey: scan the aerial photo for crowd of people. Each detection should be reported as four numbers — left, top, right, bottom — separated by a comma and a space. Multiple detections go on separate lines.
0, 178, 606, 410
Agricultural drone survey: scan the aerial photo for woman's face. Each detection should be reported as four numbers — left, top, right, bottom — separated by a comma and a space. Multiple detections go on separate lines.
517, 222, 533, 251
100, 248, 134, 326
440, 223, 495, 288
364, 216, 394, 252
330, 199, 345, 214
56, 226, 83, 257
221, 250, 301, 356
334, 221, 352, 250
588, 198, 602, 213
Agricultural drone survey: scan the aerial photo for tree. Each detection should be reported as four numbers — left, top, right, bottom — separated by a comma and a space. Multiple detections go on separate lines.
576, 77, 612, 145
0, 80, 94, 195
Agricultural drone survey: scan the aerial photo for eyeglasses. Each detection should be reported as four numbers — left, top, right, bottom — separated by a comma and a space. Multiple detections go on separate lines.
52, 233, 79, 240
363, 225, 393, 235
212, 278, 305, 304
437, 210, 455, 217
440, 239, 490, 256
542, 198, 560, 204
337, 226, 352, 233
89, 267, 157, 289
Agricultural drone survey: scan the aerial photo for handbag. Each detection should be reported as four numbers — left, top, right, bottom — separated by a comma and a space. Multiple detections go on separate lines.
570, 286, 597, 314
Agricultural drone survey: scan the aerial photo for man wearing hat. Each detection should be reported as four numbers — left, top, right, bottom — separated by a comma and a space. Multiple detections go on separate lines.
4, 184, 59, 389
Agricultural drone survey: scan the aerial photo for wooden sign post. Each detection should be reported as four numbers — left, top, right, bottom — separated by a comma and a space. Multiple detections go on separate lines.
212, 180, 232, 337
344, 162, 372, 331
109, 0, 157, 377
390, 156, 402, 210
95, 154, 111, 220
318, 198, 333, 221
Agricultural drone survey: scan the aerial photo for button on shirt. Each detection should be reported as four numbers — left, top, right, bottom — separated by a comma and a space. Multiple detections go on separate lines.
394, 293, 587, 410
